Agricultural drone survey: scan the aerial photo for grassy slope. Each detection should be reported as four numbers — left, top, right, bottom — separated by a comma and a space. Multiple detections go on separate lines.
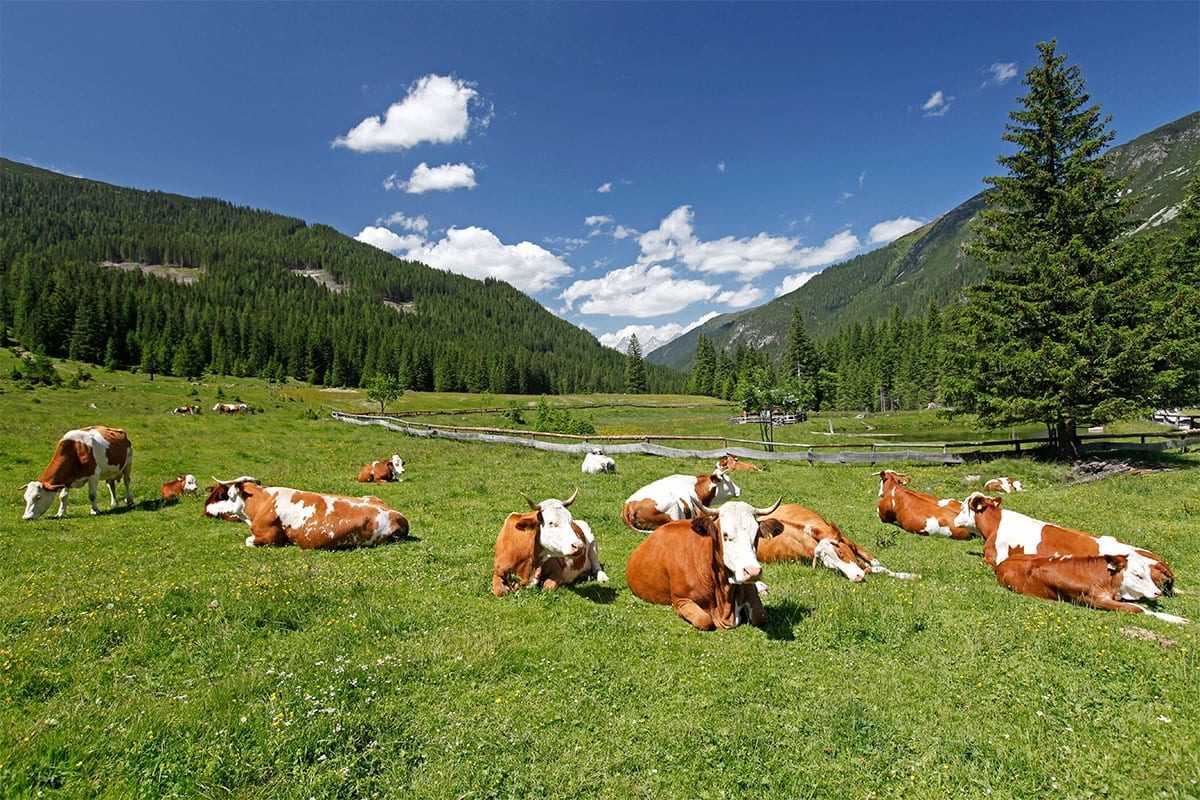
1, 356, 1197, 799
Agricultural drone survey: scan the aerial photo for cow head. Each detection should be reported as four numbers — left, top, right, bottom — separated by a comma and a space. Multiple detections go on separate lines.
519, 489, 585, 558
877, 469, 911, 497
813, 538, 867, 582
694, 498, 782, 584
707, 468, 741, 503
181, 474, 198, 494
954, 492, 999, 533
205, 476, 261, 521
21, 481, 63, 520
1116, 553, 1162, 601
389, 455, 405, 479
590, 447, 604, 456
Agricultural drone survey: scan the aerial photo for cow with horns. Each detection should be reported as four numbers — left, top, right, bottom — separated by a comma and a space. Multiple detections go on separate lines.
621, 469, 741, 531
493, 489, 608, 596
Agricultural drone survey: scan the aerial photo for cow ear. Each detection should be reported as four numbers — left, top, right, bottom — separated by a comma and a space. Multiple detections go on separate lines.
1106, 555, 1128, 574
514, 513, 539, 532
758, 519, 784, 539
690, 516, 716, 537
898, 474, 912, 485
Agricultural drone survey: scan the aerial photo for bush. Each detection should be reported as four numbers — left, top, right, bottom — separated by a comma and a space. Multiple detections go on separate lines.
532, 397, 595, 436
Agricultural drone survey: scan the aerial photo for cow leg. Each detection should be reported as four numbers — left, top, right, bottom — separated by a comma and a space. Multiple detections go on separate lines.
105, 479, 118, 507
1083, 595, 1189, 624
246, 518, 288, 548
54, 487, 70, 518
87, 476, 102, 515
586, 541, 609, 583
672, 599, 716, 630
122, 468, 134, 507
540, 560, 565, 591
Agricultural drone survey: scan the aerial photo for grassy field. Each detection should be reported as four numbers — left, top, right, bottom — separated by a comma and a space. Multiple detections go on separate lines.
1, 353, 1197, 799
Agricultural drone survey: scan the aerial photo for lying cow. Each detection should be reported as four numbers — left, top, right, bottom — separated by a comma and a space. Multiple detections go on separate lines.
206, 476, 408, 549
22, 426, 134, 519
358, 455, 405, 483
492, 490, 608, 596
160, 474, 198, 501
717, 454, 761, 472
172, 404, 201, 415
213, 402, 248, 414
626, 498, 781, 630
621, 469, 740, 531
984, 477, 1024, 493
581, 448, 617, 474
955, 493, 1175, 599
757, 503, 919, 581
992, 552, 1187, 624
877, 469, 972, 540
203, 483, 242, 522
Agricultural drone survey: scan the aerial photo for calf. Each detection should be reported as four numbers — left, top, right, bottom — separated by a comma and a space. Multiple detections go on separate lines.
22, 426, 134, 519
207, 477, 408, 549
626, 498, 781, 630
172, 404, 201, 415
757, 503, 919, 581
358, 454, 405, 483
581, 448, 617, 474
993, 553, 1187, 624
492, 490, 608, 596
160, 474, 198, 501
955, 493, 1175, 599
622, 469, 740, 531
877, 469, 972, 540
984, 477, 1024, 493
717, 454, 761, 472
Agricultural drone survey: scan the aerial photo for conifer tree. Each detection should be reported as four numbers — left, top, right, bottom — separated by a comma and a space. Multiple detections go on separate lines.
625, 334, 648, 394
689, 335, 717, 396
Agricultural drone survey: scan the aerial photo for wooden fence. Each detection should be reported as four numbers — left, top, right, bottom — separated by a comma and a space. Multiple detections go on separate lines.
332, 409, 1196, 465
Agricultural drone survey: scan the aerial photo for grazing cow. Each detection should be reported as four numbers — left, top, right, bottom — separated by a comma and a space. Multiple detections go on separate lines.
358, 455, 405, 483
160, 474, 198, 501
992, 553, 1187, 624
213, 402, 249, 414
717, 454, 761, 472
621, 469, 741, 531
21, 426, 134, 519
581, 448, 617, 474
492, 490, 608, 596
626, 498, 782, 630
757, 504, 919, 581
876, 469, 972, 540
206, 476, 408, 549
172, 403, 201, 415
984, 477, 1024, 493
955, 493, 1175, 599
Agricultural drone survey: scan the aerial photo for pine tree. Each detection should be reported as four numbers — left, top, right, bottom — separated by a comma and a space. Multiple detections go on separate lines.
782, 307, 820, 382
625, 334, 648, 394
950, 40, 1140, 458
689, 335, 717, 396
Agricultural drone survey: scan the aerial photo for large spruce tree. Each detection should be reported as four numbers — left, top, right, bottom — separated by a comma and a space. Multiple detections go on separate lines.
950, 40, 1143, 458
625, 334, 648, 394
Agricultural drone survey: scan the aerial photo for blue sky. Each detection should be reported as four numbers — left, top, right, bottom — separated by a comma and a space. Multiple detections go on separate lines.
3, 2, 1197, 353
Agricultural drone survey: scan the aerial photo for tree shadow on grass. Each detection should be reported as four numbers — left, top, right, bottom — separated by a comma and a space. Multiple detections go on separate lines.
763, 599, 814, 641
567, 583, 619, 604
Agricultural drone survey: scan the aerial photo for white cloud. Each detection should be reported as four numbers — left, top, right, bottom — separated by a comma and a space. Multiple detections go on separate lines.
793, 230, 861, 268
774, 271, 818, 297
922, 90, 953, 117
717, 161, 726, 173
354, 226, 427, 254
560, 263, 717, 318
380, 212, 429, 233
596, 182, 613, 193
585, 215, 613, 227
333, 75, 482, 152
868, 216, 925, 245
985, 62, 1018, 86
612, 225, 637, 240
858, 170, 867, 188
838, 191, 854, 203
598, 312, 721, 353
385, 162, 477, 194
715, 283, 763, 308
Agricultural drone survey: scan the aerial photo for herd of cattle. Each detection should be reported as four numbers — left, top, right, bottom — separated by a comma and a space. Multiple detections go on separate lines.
18, 426, 1188, 629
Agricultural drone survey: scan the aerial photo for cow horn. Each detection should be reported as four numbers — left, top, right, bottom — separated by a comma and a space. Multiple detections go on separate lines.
562, 487, 579, 507
212, 476, 236, 486
693, 501, 718, 517
519, 492, 540, 511
754, 497, 783, 517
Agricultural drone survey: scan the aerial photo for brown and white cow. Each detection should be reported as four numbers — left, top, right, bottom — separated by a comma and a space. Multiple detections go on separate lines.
621, 469, 740, 531
757, 503, 919, 581
357, 455, 405, 483
717, 454, 762, 472
955, 493, 1175, 599
206, 476, 408, 549
203, 482, 242, 522
172, 403, 201, 415
160, 474, 198, 501
492, 490, 608, 597
22, 426, 134, 519
626, 498, 781, 630
992, 552, 1187, 624
876, 469, 972, 540
984, 476, 1024, 493
213, 402, 249, 414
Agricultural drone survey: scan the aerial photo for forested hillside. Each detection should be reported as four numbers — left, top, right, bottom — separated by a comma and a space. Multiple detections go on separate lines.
0, 160, 682, 393
650, 111, 1200, 370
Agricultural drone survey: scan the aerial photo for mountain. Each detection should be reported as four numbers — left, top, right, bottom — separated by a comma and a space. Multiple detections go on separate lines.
648, 111, 1200, 370
0, 159, 682, 393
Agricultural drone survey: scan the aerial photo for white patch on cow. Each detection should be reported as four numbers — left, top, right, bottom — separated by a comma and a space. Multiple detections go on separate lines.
988, 510, 1045, 563
389, 455, 405, 479
372, 508, 393, 543
755, 580, 770, 595
625, 472, 740, 521
937, 498, 953, 507
814, 538, 865, 581
532, 498, 584, 558
182, 474, 198, 493
1141, 610, 1188, 625
714, 501, 764, 584
245, 535, 257, 547
21, 481, 58, 520
270, 488, 319, 530
1095, 537, 1161, 601
923, 516, 953, 537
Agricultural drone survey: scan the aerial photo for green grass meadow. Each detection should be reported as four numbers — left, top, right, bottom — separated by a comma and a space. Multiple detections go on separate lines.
1, 354, 1197, 798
